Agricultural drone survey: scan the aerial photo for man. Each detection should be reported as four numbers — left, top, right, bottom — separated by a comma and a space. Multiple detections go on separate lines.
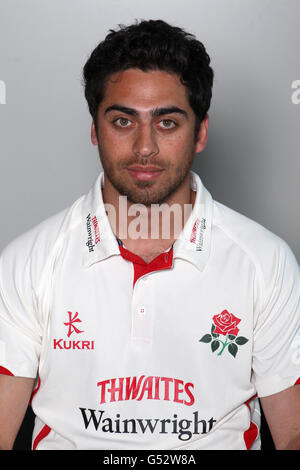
0, 19, 299, 451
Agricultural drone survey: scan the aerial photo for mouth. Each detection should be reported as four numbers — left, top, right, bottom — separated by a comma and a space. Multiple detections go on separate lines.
127, 166, 164, 181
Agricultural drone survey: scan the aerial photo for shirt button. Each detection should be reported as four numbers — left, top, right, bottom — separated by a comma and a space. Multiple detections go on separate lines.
137, 306, 146, 316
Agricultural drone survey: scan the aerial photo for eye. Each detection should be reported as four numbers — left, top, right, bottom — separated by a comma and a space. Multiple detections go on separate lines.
159, 119, 177, 129
113, 117, 132, 128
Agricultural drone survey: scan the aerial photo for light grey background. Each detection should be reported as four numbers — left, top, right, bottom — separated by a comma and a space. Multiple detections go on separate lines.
0, 0, 299, 261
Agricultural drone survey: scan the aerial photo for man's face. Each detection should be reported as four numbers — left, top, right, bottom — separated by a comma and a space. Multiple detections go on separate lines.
92, 68, 208, 206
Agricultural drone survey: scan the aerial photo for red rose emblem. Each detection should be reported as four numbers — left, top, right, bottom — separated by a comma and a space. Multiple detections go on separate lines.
212, 309, 241, 337
199, 309, 248, 357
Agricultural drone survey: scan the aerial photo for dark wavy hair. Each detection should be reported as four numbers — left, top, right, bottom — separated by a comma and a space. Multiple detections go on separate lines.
83, 19, 214, 135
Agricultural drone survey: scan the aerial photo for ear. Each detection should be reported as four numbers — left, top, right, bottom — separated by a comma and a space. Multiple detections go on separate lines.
91, 121, 98, 146
195, 114, 209, 153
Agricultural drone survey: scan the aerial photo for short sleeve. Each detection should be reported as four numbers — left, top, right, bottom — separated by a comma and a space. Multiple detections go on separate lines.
252, 238, 300, 397
0, 237, 42, 378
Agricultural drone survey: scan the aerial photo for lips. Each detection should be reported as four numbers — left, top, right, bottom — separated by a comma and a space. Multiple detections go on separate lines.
127, 166, 164, 181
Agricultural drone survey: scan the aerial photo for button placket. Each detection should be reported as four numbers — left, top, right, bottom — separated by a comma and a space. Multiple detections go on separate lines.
131, 276, 152, 342
137, 306, 146, 316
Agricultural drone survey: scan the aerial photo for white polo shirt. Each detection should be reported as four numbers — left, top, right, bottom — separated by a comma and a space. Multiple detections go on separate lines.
0, 170, 299, 450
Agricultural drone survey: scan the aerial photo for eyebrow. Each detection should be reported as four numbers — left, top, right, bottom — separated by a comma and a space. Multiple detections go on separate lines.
104, 104, 188, 119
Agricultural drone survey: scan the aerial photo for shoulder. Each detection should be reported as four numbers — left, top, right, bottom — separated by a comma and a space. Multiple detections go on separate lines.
213, 199, 288, 257
213, 200, 299, 295
0, 193, 85, 287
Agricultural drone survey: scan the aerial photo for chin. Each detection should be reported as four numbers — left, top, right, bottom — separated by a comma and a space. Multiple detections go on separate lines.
125, 185, 179, 206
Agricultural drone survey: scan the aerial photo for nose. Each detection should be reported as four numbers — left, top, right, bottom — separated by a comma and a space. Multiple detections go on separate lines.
133, 123, 159, 159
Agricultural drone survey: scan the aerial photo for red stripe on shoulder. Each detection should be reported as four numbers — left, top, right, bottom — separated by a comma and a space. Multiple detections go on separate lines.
0, 366, 14, 376
294, 378, 300, 386
32, 424, 51, 450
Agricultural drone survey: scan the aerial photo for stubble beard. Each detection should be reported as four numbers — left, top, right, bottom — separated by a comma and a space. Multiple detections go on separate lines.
98, 147, 195, 207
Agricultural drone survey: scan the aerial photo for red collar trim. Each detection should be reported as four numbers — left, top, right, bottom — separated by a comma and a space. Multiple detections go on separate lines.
118, 244, 174, 286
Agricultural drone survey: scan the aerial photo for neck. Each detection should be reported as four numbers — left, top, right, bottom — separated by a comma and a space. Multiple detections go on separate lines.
101, 172, 196, 258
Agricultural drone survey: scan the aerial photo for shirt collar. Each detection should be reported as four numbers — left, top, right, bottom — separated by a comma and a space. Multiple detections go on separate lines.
82, 172, 120, 268
172, 171, 213, 271
82, 170, 213, 271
